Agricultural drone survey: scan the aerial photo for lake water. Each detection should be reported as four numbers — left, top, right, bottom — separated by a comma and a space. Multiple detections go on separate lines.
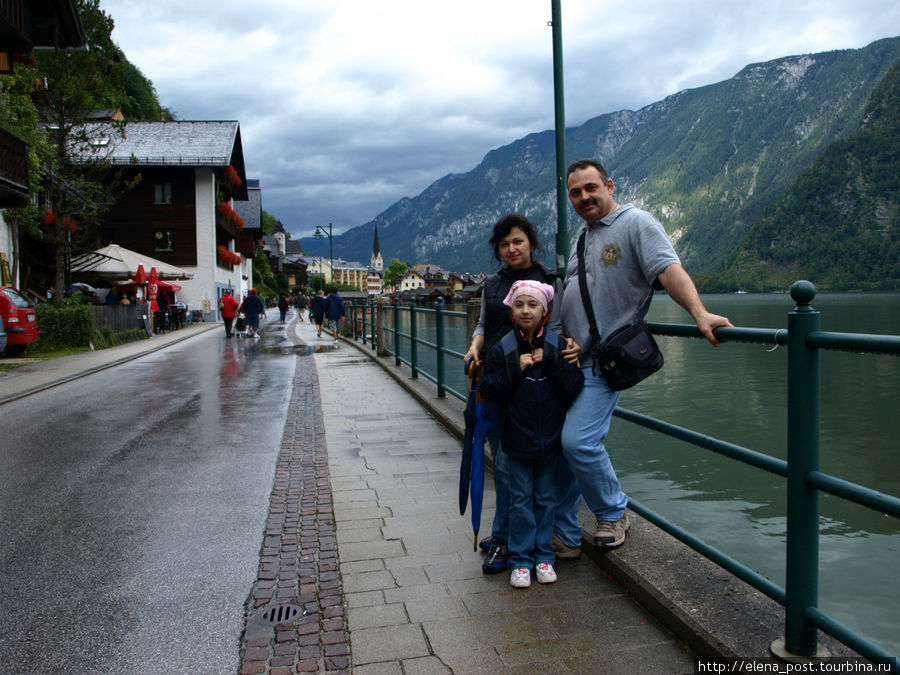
389, 293, 899, 655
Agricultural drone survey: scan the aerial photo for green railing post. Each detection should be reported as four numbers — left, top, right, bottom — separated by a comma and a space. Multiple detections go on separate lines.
369, 302, 376, 350
435, 302, 446, 398
393, 301, 401, 366
776, 280, 824, 659
410, 303, 418, 379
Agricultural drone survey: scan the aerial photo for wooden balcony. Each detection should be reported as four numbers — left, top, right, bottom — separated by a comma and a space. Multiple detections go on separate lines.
0, 125, 30, 208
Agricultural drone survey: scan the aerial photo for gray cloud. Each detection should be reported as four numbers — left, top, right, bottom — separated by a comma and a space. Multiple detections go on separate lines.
101, 0, 899, 240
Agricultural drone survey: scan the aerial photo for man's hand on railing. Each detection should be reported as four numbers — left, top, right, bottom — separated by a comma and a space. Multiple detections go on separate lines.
696, 311, 733, 348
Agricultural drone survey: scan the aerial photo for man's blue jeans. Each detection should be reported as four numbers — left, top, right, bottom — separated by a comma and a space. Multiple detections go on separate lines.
559, 366, 628, 523
507, 453, 558, 569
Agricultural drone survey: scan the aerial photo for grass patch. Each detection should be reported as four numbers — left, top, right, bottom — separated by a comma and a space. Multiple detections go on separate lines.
0, 345, 91, 372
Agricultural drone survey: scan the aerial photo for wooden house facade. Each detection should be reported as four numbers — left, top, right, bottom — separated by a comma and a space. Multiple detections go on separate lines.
81, 120, 260, 318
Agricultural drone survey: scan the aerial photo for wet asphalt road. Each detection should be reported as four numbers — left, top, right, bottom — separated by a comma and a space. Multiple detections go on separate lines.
0, 318, 300, 673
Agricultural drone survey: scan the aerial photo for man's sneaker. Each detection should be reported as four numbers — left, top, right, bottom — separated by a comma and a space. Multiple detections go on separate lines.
594, 513, 630, 549
510, 567, 531, 588
482, 541, 509, 574
551, 534, 581, 559
535, 562, 557, 584
479, 535, 496, 553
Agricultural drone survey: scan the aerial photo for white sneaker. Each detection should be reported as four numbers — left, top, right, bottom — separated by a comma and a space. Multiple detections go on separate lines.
510, 567, 531, 588
535, 562, 557, 584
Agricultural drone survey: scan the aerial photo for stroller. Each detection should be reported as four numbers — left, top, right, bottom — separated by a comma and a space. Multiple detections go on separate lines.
234, 312, 251, 338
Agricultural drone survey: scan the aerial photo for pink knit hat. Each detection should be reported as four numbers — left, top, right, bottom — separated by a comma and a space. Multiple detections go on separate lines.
502, 279, 555, 313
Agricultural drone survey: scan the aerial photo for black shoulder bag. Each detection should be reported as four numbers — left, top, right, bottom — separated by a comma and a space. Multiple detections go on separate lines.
576, 230, 663, 391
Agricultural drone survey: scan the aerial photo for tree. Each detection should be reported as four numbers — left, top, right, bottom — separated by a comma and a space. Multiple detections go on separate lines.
383, 258, 408, 290
30, 1, 135, 304
0, 60, 51, 286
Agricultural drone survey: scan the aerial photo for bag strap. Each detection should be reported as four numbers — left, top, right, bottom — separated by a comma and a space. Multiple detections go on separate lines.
576, 230, 601, 343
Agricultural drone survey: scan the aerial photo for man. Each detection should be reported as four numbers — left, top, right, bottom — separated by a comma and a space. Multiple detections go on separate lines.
310, 290, 326, 337
240, 288, 266, 339
555, 159, 732, 553
323, 287, 345, 343
219, 289, 239, 338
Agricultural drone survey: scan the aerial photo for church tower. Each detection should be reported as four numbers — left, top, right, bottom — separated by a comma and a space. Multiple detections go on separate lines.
370, 220, 383, 272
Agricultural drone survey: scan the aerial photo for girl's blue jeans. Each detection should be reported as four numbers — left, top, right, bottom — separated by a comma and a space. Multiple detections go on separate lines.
507, 453, 559, 570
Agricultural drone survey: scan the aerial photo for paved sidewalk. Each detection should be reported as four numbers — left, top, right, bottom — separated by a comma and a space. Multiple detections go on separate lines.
254, 316, 695, 673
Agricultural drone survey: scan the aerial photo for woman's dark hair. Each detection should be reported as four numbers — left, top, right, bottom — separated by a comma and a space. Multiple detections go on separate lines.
489, 213, 541, 263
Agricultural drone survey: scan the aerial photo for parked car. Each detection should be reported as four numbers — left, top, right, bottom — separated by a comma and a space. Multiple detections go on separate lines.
0, 313, 7, 355
0, 286, 40, 356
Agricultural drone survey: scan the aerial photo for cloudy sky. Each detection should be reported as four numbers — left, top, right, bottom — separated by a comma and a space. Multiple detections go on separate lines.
99, 0, 898, 238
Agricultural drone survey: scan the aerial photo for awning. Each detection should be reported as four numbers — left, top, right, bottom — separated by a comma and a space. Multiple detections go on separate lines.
70, 244, 193, 280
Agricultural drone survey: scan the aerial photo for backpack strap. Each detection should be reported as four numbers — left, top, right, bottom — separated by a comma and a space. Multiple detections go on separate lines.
502, 327, 560, 384
542, 327, 559, 367
501, 331, 521, 386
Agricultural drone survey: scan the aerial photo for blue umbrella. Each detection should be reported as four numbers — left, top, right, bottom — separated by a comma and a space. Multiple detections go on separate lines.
460, 359, 492, 551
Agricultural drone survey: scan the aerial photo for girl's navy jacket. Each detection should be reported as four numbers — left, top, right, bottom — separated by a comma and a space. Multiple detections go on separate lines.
480, 327, 584, 460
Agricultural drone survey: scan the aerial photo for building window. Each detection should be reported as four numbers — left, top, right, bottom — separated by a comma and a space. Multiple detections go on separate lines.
154, 229, 174, 252
154, 183, 173, 205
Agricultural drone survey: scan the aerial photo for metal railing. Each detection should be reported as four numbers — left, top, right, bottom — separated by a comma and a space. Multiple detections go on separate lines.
349, 282, 899, 668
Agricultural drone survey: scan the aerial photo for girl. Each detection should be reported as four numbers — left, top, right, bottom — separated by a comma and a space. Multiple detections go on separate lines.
479, 280, 584, 588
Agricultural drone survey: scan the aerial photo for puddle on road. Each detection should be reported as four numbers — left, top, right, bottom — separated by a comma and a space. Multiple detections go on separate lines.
262, 342, 340, 356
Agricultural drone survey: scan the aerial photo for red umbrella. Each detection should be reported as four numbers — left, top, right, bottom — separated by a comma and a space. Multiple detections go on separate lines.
148, 267, 159, 312
135, 264, 146, 283
117, 278, 181, 294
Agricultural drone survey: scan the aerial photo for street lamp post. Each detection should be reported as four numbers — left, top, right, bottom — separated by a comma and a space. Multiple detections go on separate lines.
314, 223, 333, 290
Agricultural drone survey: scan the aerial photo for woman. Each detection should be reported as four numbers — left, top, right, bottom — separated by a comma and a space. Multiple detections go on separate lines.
463, 213, 565, 574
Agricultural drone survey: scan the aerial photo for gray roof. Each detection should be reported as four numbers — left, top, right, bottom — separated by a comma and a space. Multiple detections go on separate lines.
233, 178, 261, 230
78, 121, 243, 167
284, 240, 304, 255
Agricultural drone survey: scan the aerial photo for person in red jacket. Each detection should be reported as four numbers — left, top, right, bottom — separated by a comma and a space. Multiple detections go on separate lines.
218, 289, 240, 338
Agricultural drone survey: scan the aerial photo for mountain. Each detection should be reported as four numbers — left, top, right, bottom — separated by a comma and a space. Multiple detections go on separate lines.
300, 37, 900, 285
726, 62, 899, 291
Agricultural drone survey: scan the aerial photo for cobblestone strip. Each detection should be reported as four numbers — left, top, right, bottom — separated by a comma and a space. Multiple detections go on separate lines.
239, 354, 351, 674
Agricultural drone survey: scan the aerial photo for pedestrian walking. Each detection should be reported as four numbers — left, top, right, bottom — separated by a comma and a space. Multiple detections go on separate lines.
240, 288, 266, 339
278, 295, 289, 323
218, 289, 239, 338
310, 290, 326, 338
324, 287, 345, 343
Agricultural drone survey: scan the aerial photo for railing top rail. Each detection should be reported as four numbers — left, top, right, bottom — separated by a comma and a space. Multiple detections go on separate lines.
807, 331, 900, 355
648, 323, 788, 346
649, 323, 900, 355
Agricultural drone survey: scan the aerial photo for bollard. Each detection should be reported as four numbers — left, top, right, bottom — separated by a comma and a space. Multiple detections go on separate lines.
393, 301, 401, 366
435, 302, 445, 398
772, 280, 829, 661
410, 303, 418, 379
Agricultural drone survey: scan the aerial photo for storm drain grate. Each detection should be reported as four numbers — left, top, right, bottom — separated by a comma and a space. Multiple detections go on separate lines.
257, 604, 304, 625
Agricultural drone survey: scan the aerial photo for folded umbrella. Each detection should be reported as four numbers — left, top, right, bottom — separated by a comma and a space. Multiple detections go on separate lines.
459, 358, 491, 551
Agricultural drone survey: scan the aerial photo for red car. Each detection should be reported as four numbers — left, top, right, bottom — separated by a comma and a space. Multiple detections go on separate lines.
0, 286, 40, 356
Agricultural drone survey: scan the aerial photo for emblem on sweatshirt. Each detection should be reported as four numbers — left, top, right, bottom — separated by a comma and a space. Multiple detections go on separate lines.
600, 242, 623, 267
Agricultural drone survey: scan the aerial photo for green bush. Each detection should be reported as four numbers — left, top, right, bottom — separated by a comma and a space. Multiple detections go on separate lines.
34, 304, 97, 351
